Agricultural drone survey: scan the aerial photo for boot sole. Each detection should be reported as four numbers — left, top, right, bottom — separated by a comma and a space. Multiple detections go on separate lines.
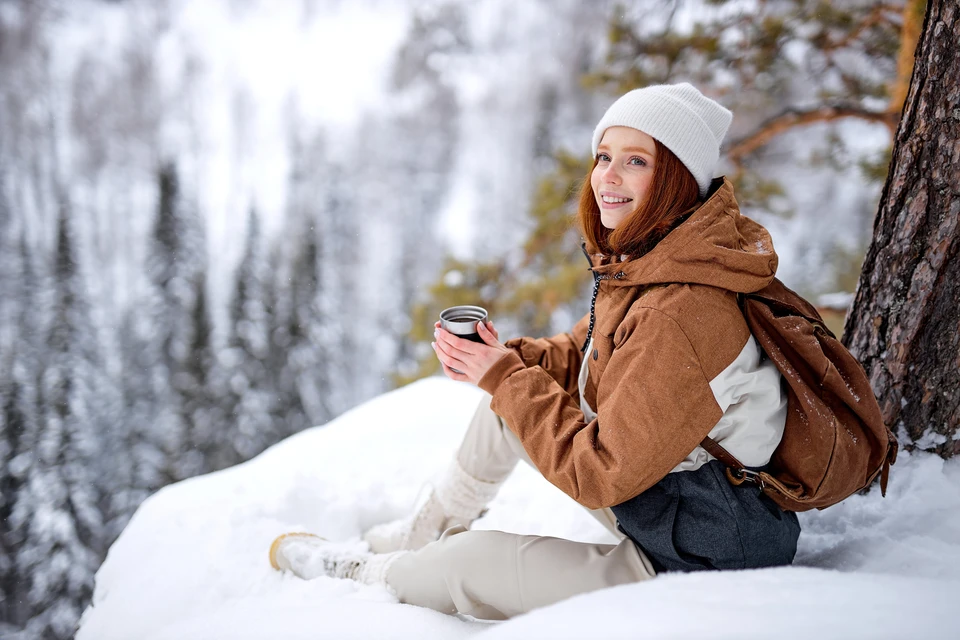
269, 532, 325, 570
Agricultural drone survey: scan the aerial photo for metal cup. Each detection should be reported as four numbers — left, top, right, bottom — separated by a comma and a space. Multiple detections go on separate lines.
439, 305, 488, 344
438, 305, 488, 375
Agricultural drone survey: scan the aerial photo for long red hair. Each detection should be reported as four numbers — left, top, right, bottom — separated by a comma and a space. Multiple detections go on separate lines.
577, 139, 700, 257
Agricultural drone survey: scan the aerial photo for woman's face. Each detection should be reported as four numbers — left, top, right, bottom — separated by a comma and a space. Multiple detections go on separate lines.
591, 126, 657, 230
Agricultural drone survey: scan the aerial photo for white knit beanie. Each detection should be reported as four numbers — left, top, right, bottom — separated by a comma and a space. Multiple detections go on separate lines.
591, 83, 733, 197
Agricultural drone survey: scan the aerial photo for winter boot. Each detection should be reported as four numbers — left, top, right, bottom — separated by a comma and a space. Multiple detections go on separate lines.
363, 460, 504, 554
269, 532, 402, 586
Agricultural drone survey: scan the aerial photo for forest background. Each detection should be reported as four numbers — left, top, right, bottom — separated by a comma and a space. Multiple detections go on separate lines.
0, 0, 925, 638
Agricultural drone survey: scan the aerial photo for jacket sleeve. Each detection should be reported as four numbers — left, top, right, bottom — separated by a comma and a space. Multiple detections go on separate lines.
477, 307, 723, 509
501, 313, 589, 400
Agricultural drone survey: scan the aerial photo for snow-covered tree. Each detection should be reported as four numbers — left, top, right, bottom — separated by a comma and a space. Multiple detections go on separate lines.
0, 231, 47, 633
133, 162, 212, 483
312, 165, 365, 417
271, 215, 328, 434
214, 209, 277, 468
178, 269, 218, 477
0, 169, 24, 631
0, 375, 25, 632
9, 206, 105, 639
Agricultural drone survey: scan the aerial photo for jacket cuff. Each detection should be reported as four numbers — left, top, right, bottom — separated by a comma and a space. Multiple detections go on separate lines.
477, 350, 526, 396
502, 338, 529, 366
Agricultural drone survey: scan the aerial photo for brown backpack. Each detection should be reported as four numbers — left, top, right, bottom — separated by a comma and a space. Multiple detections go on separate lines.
700, 278, 899, 512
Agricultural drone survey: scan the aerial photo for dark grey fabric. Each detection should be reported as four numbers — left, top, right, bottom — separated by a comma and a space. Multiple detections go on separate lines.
611, 460, 800, 573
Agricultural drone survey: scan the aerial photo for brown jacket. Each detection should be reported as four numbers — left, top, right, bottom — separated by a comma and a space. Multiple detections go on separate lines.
477, 179, 779, 509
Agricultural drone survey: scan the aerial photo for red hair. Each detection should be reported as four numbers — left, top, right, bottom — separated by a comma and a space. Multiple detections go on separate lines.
577, 139, 700, 257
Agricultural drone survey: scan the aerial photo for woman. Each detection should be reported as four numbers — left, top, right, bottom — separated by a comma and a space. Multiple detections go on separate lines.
269, 83, 800, 619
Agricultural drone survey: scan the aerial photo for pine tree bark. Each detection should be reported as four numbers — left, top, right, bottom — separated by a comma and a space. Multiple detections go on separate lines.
843, 0, 959, 458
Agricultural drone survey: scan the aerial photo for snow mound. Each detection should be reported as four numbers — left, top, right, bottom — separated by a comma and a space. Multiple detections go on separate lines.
78, 378, 960, 639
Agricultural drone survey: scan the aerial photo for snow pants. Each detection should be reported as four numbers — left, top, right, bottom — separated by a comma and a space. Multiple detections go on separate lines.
384, 394, 656, 620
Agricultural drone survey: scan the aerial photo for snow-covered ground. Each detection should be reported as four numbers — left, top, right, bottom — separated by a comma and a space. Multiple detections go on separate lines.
78, 378, 960, 639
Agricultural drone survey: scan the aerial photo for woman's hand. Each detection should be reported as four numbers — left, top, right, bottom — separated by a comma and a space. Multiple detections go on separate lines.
432, 319, 511, 385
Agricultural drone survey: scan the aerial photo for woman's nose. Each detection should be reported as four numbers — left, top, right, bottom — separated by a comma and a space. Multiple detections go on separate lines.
601, 162, 621, 184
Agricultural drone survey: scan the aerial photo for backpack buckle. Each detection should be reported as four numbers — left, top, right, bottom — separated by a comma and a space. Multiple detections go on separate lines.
726, 466, 765, 489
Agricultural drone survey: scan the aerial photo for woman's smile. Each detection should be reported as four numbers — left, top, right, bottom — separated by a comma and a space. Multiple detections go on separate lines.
598, 191, 634, 209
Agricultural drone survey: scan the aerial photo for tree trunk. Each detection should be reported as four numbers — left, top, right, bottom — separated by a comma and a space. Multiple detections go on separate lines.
843, 0, 960, 458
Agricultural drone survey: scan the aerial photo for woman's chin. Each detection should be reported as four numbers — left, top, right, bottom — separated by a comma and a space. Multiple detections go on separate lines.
600, 213, 623, 230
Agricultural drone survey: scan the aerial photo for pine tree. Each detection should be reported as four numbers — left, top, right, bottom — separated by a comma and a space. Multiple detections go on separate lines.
0, 165, 25, 632
1, 235, 46, 634
215, 209, 277, 468
117, 307, 166, 498
0, 350, 42, 635
313, 167, 364, 416
179, 269, 218, 477
266, 246, 303, 438
12, 206, 104, 639
132, 162, 212, 484
275, 216, 329, 432
0, 374, 28, 632
268, 139, 342, 436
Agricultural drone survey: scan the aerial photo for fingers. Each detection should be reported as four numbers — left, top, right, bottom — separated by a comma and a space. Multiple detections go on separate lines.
436, 353, 467, 380
436, 353, 467, 381
432, 339, 467, 375
477, 320, 499, 345
434, 327, 479, 357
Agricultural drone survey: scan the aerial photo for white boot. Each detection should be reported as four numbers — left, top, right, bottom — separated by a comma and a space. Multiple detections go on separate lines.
269, 532, 404, 586
364, 460, 504, 554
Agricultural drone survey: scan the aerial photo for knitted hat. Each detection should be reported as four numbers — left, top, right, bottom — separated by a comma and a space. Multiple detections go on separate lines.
591, 83, 733, 197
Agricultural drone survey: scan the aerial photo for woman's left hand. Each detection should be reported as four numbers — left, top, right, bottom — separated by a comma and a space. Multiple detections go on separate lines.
432, 319, 511, 385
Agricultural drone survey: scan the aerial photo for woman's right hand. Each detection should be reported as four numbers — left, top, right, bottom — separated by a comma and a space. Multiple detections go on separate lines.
432, 319, 507, 385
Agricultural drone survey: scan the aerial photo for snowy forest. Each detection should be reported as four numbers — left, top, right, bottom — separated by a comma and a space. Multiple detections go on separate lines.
0, 0, 937, 638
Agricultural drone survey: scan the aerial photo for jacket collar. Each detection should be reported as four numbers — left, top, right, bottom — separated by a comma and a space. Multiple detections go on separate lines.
582, 178, 778, 294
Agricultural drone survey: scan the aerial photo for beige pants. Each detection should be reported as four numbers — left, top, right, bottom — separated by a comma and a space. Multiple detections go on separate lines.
386, 395, 656, 620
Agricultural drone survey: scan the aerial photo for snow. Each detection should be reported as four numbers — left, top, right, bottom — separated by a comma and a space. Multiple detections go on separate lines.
78, 378, 960, 640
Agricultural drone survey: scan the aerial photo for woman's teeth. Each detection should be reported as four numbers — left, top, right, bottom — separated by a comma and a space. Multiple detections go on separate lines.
602, 195, 632, 204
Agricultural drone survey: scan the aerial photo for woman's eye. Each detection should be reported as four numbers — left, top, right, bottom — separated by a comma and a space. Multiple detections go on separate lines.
629, 157, 647, 166
597, 153, 611, 162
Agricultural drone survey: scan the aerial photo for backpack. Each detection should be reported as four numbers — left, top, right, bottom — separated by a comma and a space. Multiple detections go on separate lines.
699, 278, 899, 512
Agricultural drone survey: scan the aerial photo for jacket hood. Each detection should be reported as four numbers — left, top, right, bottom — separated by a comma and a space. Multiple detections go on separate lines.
588, 178, 778, 294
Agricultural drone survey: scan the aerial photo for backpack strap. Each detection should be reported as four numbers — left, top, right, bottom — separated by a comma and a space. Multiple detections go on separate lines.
700, 436, 765, 488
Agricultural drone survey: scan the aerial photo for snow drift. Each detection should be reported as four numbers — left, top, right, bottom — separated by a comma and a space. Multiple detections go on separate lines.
78, 378, 960, 639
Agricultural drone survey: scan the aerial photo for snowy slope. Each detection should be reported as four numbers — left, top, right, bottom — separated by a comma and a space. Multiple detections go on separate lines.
77, 379, 960, 640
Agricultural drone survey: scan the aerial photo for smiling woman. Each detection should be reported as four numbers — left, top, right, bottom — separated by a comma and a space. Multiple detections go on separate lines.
268, 83, 804, 620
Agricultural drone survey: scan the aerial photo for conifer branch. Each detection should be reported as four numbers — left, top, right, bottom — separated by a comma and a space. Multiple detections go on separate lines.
726, 104, 897, 166
820, 3, 903, 53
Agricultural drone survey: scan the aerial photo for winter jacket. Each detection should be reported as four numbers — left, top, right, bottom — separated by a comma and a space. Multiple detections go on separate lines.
477, 178, 800, 571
